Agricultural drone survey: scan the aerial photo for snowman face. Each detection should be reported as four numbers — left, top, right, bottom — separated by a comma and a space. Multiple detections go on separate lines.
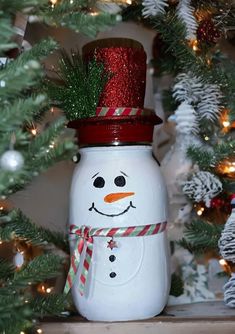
88, 171, 136, 217
70, 147, 167, 228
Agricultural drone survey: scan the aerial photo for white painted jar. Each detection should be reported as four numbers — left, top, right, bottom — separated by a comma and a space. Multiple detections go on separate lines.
69, 144, 170, 321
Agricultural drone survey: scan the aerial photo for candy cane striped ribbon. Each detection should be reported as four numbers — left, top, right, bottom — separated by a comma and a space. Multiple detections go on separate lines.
64, 221, 167, 296
96, 107, 144, 116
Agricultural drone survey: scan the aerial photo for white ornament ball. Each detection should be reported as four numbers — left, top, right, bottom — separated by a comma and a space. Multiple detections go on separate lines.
13, 251, 25, 268
0, 150, 24, 172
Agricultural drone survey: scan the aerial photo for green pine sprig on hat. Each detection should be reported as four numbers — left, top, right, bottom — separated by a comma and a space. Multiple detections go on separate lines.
45, 50, 110, 120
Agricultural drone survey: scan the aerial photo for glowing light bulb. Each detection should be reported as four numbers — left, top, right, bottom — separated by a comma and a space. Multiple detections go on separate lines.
0, 206, 4, 210
40, 285, 46, 293
37, 329, 43, 334
228, 166, 235, 172
49, 141, 55, 149
197, 207, 205, 216
219, 258, 227, 266
204, 136, 209, 141
90, 11, 98, 16
31, 128, 37, 136
222, 121, 230, 128
126, 0, 132, 4
189, 39, 199, 52
50, 0, 57, 8
46, 287, 52, 293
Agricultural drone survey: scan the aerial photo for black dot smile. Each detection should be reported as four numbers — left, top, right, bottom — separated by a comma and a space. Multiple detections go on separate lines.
88, 201, 136, 217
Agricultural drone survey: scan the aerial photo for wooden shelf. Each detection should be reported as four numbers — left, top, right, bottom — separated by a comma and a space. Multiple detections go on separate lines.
41, 301, 235, 334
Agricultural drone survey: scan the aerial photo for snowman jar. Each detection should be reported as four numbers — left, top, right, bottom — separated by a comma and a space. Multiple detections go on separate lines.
65, 39, 170, 321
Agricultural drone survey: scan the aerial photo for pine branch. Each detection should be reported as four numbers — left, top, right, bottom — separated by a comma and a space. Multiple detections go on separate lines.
197, 84, 222, 122
41, 2, 119, 38
214, 140, 235, 160
0, 119, 75, 197
31, 294, 68, 317
187, 145, 216, 169
179, 220, 224, 253
162, 89, 179, 114
142, 0, 169, 18
222, 180, 235, 194
0, 95, 47, 132
187, 140, 235, 170
0, 1, 48, 54
29, 116, 67, 152
173, 72, 222, 122
0, 0, 47, 14
0, 255, 65, 333
150, 12, 227, 85
31, 140, 75, 170
46, 50, 110, 120
175, 101, 198, 134
178, 237, 210, 254
0, 295, 32, 334
0, 141, 75, 197
176, 0, 198, 40
170, 273, 184, 297
0, 258, 15, 280
0, 209, 69, 252
6, 38, 58, 76
12, 254, 63, 287
0, 18, 16, 53
0, 60, 42, 99
0, 167, 32, 197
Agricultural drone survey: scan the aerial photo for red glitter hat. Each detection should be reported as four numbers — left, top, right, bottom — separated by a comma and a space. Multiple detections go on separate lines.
68, 38, 162, 147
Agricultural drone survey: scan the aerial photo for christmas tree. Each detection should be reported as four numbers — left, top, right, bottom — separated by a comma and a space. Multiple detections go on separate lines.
0, 0, 120, 333
137, 0, 235, 303
44, 0, 235, 305
1, 0, 235, 330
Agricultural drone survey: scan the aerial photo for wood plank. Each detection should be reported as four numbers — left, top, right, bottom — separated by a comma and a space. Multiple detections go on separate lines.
41, 301, 235, 334
41, 321, 235, 334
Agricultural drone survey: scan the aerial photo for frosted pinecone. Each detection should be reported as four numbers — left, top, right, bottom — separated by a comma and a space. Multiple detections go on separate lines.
182, 171, 222, 207
223, 274, 235, 308
218, 208, 235, 263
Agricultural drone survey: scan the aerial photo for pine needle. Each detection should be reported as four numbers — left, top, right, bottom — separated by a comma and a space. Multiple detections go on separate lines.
0, 209, 69, 253
0, 258, 15, 280
12, 254, 63, 287
178, 220, 224, 253
31, 294, 69, 317
46, 50, 110, 120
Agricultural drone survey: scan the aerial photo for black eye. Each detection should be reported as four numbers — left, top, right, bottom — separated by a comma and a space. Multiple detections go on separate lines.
114, 175, 126, 187
93, 177, 105, 188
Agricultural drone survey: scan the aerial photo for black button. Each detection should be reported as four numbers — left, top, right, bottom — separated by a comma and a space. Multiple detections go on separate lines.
110, 272, 116, 278
109, 255, 116, 262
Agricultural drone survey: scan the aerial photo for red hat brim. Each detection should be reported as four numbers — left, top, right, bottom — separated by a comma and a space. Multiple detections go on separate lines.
68, 114, 162, 147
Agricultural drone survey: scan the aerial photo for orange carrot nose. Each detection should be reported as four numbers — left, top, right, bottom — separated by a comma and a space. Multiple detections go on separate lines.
104, 192, 135, 203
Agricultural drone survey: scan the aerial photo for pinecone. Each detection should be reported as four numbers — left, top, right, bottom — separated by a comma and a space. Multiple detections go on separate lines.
218, 212, 235, 263
223, 274, 235, 308
197, 19, 221, 45
182, 171, 222, 207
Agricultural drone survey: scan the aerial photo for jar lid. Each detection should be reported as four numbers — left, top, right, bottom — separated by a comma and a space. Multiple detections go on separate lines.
68, 114, 162, 147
